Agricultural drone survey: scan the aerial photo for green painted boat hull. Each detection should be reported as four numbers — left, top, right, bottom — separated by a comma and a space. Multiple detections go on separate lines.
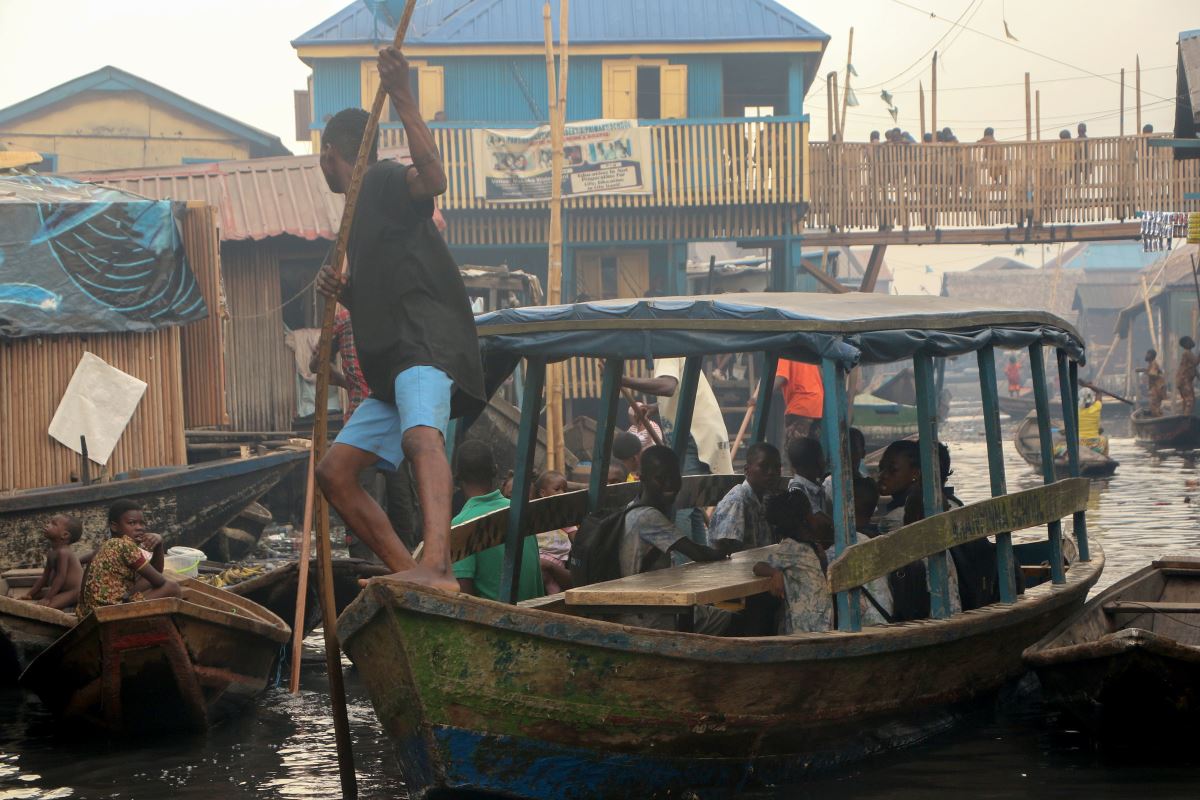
339, 547, 1103, 799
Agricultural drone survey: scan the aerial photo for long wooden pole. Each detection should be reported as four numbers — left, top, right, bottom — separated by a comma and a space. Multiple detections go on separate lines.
1140, 275, 1160, 354
919, 81, 926, 140
826, 72, 835, 141
1035, 90, 1041, 141
1136, 56, 1142, 133
288, 449, 315, 693
309, 2, 418, 796
542, 3, 563, 472
931, 52, 938, 136
1024, 72, 1032, 142
829, 73, 840, 140
839, 27, 854, 141
552, 0, 570, 469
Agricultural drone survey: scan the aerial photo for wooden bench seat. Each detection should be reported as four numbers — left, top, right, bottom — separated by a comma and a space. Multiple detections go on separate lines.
564, 545, 777, 609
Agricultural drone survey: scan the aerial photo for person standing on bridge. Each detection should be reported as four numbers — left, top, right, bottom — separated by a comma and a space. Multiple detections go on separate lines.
314, 47, 487, 593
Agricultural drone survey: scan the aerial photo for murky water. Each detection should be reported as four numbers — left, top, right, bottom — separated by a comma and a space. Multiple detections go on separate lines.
2, 420, 1199, 799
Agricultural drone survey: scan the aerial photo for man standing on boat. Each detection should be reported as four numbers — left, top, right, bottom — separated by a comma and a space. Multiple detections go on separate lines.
314, 47, 486, 592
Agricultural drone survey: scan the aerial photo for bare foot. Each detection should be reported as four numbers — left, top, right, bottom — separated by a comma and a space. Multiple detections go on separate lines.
360, 563, 460, 593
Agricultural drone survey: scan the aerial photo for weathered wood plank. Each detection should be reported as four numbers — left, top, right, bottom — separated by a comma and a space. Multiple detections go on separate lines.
1103, 601, 1200, 615
827, 478, 1090, 594
564, 545, 776, 607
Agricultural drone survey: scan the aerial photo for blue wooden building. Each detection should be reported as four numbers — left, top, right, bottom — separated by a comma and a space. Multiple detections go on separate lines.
293, 0, 827, 298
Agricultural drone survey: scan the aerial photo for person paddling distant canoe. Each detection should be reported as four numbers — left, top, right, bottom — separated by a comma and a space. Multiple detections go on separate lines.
315, 46, 486, 593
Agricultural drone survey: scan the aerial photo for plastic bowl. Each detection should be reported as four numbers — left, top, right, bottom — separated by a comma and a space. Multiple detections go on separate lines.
164, 546, 205, 578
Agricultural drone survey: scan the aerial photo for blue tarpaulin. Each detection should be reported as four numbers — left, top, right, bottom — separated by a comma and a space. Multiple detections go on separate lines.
0, 175, 207, 337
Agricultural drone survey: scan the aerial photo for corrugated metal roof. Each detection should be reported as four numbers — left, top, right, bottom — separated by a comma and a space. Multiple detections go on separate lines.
294, 0, 828, 46
66, 149, 432, 243
1043, 241, 1161, 272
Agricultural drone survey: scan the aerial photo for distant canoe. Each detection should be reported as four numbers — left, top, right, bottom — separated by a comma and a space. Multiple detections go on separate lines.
1131, 410, 1200, 450
998, 392, 1128, 422
0, 450, 307, 572
1012, 414, 1118, 478
0, 592, 74, 683
1024, 556, 1200, 745
20, 578, 289, 734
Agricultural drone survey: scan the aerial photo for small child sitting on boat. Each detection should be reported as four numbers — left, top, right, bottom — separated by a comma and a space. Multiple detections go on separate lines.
533, 470, 575, 594
76, 500, 180, 619
25, 514, 84, 610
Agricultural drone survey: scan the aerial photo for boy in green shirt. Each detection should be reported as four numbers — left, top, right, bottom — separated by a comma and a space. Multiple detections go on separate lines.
451, 441, 545, 601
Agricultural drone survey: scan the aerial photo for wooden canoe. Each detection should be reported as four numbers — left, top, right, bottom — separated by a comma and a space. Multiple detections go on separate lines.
223, 558, 389, 637
0, 592, 74, 683
1012, 414, 1118, 478
1023, 556, 1200, 745
0, 449, 307, 572
1131, 410, 1200, 450
20, 578, 290, 734
338, 547, 1103, 799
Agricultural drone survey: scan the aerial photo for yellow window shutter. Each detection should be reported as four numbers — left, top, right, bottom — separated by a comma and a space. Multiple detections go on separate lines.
575, 253, 602, 299
418, 66, 445, 121
660, 64, 688, 119
602, 61, 637, 119
617, 250, 650, 299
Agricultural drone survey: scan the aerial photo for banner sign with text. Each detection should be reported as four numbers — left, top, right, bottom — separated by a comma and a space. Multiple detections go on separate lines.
473, 119, 653, 202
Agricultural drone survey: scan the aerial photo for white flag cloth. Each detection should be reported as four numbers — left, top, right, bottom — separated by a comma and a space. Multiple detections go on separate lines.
48, 352, 147, 465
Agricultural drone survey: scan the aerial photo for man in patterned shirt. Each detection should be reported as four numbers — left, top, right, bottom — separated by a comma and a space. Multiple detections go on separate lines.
312, 305, 370, 418
707, 442, 781, 551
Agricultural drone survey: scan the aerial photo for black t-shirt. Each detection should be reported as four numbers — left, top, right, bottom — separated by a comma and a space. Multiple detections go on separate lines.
343, 160, 485, 420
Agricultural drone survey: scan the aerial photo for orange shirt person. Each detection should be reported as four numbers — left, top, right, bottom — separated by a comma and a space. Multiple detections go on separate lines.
776, 359, 824, 441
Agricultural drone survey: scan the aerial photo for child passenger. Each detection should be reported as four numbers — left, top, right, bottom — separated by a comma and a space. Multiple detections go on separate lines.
25, 515, 84, 610
533, 470, 575, 593
77, 501, 180, 619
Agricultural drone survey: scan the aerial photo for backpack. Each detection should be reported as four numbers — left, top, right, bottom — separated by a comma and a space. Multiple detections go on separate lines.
567, 504, 647, 588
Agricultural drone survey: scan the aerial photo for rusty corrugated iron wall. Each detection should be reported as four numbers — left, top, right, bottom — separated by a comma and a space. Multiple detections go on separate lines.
222, 241, 295, 431
179, 203, 229, 428
0, 329, 187, 491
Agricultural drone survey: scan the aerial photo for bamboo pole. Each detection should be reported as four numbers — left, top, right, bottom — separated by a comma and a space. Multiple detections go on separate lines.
839, 27, 854, 141
919, 82, 926, 140
1136, 56, 1142, 133
1024, 72, 1031, 142
308, 2, 418, 795
829, 73, 839, 140
1141, 275, 1160, 353
730, 406, 755, 461
288, 449, 315, 693
826, 72, 835, 141
542, 3, 563, 471
931, 52, 938, 136
1035, 90, 1041, 141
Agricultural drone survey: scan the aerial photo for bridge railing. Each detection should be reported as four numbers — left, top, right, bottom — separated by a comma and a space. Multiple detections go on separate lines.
808, 136, 1200, 232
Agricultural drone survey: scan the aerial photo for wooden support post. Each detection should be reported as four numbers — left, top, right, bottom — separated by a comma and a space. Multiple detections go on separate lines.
977, 347, 1017, 603
914, 353, 952, 618
588, 359, 624, 513
500, 357, 547, 604
751, 353, 779, 444
1119, 67, 1126, 137
1024, 72, 1032, 142
1028, 345, 1065, 585
1136, 56, 1142, 133
796, 255, 851, 293
829, 73, 840, 140
542, 1, 569, 472
1035, 90, 1041, 141
672, 357, 703, 468
839, 27, 854, 141
821, 357, 861, 632
931, 52, 938, 137
919, 82, 926, 141
826, 72, 836, 141
859, 244, 887, 293
289, 450, 315, 693
1059, 352, 1091, 562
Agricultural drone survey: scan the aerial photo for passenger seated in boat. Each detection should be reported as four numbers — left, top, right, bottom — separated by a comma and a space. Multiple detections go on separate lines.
607, 462, 629, 484
533, 470, 574, 594
451, 441, 545, 602
1073, 389, 1107, 456
822, 427, 866, 500
785, 438, 833, 537
753, 490, 893, 632
612, 431, 643, 481
876, 440, 962, 619
707, 442, 781, 551
854, 476, 881, 538
619, 446, 740, 634
25, 514, 84, 610
77, 501, 180, 619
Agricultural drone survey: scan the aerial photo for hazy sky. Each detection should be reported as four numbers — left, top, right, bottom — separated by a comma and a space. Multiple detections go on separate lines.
1, 0, 1193, 277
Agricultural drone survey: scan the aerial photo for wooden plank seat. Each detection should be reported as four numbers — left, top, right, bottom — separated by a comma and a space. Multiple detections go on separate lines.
564, 545, 777, 610
1103, 601, 1200, 615
827, 478, 1090, 595
448, 473, 753, 562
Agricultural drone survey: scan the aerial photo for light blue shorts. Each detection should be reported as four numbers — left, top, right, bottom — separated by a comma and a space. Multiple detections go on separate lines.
334, 366, 452, 471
